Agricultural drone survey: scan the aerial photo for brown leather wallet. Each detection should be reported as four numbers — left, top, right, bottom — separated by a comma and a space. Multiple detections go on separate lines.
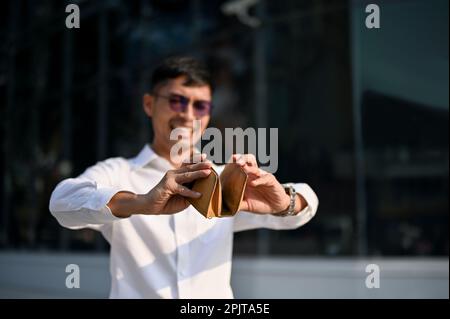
186, 163, 248, 218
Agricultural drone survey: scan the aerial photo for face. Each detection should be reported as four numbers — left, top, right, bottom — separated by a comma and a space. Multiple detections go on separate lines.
143, 76, 212, 157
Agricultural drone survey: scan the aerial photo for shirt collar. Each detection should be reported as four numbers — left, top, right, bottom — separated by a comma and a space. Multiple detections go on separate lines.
130, 144, 159, 169
130, 144, 214, 172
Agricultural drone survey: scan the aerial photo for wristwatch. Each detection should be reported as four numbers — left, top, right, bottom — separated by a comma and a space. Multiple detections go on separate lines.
275, 183, 297, 216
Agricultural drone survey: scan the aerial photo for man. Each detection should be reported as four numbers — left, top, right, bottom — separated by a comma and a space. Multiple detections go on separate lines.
49, 56, 318, 298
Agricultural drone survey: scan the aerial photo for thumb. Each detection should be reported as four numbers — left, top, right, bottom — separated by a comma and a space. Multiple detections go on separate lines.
249, 174, 273, 187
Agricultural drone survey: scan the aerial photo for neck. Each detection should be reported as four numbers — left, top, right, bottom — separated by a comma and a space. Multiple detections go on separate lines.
151, 138, 193, 168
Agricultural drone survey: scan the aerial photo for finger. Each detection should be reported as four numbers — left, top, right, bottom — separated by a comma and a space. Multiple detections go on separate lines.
238, 200, 249, 211
177, 161, 212, 173
181, 153, 207, 166
240, 165, 261, 176
230, 154, 242, 164
174, 184, 202, 198
235, 154, 258, 167
258, 167, 269, 176
249, 174, 274, 187
175, 169, 211, 184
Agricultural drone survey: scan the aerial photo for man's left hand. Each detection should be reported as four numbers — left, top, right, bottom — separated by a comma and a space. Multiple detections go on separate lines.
232, 154, 304, 215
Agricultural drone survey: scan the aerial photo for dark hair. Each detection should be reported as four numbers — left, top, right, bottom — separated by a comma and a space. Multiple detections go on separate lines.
150, 56, 213, 93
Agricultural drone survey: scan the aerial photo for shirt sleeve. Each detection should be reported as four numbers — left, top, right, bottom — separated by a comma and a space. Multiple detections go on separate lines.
233, 183, 319, 233
49, 158, 129, 230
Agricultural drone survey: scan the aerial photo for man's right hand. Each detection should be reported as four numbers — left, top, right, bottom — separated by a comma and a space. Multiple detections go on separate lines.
144, 160, 212, 215
107, 156, 212, 218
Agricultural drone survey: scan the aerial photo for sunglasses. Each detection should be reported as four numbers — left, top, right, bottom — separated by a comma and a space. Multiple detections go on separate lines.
154, 93, 212, 117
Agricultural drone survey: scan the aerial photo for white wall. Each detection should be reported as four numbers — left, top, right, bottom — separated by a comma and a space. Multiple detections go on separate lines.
0, 252, 447, 298
231, 257, 449, 298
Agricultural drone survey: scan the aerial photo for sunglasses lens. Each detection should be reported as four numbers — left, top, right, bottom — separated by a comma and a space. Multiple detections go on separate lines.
167, 94, 211, 116
194, 102, 211, 116
169, 96, 188, 112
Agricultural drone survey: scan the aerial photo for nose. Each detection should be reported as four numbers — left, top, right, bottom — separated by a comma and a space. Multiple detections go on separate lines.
181, 100, 196, 120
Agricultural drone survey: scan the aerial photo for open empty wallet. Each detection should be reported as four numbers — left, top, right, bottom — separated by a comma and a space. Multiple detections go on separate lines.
186, 163, 248, 218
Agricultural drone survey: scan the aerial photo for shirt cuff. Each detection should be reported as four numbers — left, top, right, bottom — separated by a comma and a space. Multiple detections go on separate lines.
86, 187, 126, 223
292, 183, 319, 219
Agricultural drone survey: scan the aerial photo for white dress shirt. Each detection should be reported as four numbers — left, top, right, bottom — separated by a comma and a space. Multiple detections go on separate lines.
49, 145, 318, 299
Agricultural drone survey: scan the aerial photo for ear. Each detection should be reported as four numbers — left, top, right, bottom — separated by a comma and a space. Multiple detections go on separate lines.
143, 93, 154, 118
